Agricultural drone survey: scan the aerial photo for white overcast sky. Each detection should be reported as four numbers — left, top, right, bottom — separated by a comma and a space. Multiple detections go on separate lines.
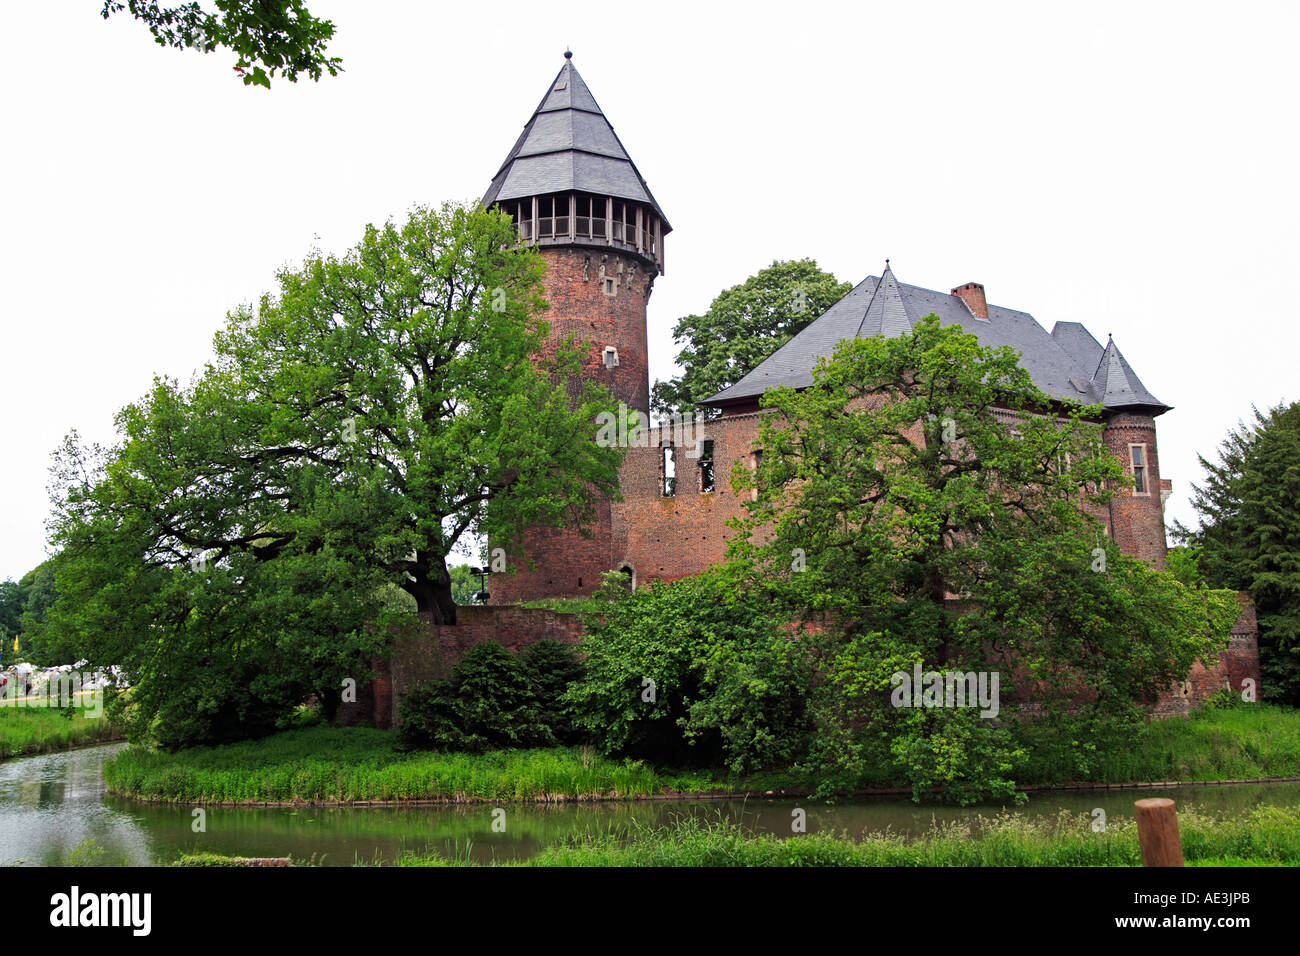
1, 1, 1296, 581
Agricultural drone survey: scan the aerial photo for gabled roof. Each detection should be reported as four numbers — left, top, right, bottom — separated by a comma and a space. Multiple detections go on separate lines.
482, 53, 671, 229
704, 265, 1170, 416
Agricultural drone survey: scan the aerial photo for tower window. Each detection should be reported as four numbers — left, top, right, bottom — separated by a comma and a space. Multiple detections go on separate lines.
603, 277, 616, 296
507, 200, 532, 241
576, 194, 606, 238
751, 449, 763, 501
662, 444, 676, 497
1130, 444, 1148, 495
699, 439, 715, 492
537, 195, 555, 238
611, 202, 626, 243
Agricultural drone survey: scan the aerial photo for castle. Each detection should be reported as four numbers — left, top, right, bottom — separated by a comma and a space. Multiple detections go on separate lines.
483, 53, 1175, 601
342, 54, 1260, 729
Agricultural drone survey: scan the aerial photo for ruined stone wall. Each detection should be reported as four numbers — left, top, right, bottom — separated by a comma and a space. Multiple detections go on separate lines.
1152, 593, 1261, 717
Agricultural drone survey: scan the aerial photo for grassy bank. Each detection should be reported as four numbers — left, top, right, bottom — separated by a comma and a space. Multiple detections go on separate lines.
0, 705, 123, 761
376, 804, 1300, 866
1022, 704, 1300, 785
104, 726, 756, 803
105, 704, 1300, 804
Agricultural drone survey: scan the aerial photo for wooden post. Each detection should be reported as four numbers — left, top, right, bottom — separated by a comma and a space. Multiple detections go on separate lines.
1134, 798, 1184, 867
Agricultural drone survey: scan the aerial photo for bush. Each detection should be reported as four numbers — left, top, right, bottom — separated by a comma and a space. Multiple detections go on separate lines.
565, 569, 815, 772
398, 641, 584, 752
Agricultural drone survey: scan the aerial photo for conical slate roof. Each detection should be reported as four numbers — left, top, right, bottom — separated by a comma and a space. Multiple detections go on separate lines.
482, 53, 671, 230
1089, 336, 1169, 412
705, 264, 1170, 416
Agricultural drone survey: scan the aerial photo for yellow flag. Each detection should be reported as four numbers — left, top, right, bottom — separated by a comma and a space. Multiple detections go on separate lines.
11, 636, 17, 653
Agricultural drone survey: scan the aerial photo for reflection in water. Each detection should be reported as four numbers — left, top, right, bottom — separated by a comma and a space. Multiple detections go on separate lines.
1, 743, 1297, 866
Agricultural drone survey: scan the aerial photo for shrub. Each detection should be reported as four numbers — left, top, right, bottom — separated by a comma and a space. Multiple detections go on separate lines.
565, 569, 815, 772
398, 640, 585, 752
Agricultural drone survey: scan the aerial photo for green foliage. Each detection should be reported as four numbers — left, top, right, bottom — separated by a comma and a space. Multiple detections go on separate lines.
101, 0, 342, 87
103, 726, 731, 802
566, 569, 815, 772
398, 641, 585, 752
1175, 401, 1300, 704
651, 259, 850, 419
1165, 544, 1206, 588
41, 201, 623, 749
728, 315, 1236, 802
448, 564, 485, 606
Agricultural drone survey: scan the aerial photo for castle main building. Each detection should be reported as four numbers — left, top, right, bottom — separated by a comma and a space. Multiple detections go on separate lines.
484, 53, 1176, 603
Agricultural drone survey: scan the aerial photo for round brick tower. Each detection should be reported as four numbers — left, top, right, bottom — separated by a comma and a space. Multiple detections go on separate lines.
1091, 336, 1171, 568
482, 52, 671, 602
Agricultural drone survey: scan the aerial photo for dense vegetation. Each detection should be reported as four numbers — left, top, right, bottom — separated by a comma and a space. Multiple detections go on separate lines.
721, 317, 1238, 801
398, 641, 584, 752
36, 202, 624, 750
1174, 401, 1300, 705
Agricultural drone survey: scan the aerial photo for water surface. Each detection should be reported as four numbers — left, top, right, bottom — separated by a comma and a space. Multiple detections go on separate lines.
2, 744, 1296, 866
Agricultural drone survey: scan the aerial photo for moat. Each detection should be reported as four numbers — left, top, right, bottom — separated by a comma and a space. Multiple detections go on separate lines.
3, 743, 1297, 866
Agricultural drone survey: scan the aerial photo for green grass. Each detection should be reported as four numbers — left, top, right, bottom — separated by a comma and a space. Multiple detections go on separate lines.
103, 726, 759, 803
376, 805, 1300, 867
0, 704, 123, 760
1020, 704, 1300, 785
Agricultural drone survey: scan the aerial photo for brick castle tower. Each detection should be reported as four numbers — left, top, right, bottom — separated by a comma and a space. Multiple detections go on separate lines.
482, 52, 670, 601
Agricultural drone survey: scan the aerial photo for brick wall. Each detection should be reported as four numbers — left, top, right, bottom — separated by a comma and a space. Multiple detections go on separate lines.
386, 606, 583, 728
491, 244, 654, 604
1152, 593, 1261, 717
1103, 411, 1168, 567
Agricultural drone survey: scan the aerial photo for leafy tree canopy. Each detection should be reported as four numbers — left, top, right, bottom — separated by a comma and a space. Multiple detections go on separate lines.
728, 315, 1238, 800
650, 259, 849, 420
101, 0, 342, 87
1174, 401, 1300, 703
41, 201, 624, 747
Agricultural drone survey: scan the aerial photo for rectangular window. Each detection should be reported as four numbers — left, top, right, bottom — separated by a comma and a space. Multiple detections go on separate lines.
662, 444, 676, 497
699, 439, 715, 492
576, 195, 591, 237
1130, 444, 1148, 495
751, 449, 763, 500
611, 202, 625, 242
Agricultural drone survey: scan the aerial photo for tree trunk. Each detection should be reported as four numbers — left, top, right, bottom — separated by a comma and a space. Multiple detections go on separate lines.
404, 557, 457, 625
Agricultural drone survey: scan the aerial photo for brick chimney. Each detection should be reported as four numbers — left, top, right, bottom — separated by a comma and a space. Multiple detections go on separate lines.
951, 282, 988, 319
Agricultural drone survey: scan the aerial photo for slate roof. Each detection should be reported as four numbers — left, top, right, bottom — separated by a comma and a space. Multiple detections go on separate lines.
704, 264, 1170, 416
482, 53, 671, 230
